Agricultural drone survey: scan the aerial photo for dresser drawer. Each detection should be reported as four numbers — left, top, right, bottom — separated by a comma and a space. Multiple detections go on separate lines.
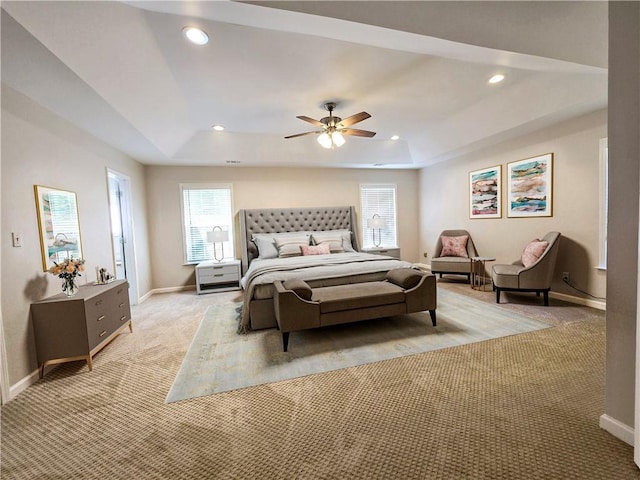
198, 264, 238, 278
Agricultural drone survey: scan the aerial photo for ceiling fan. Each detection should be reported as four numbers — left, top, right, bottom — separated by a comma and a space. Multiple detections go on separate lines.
285, 102, 376, 149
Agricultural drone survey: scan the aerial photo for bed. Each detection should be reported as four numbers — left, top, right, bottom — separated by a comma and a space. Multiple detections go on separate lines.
238, 206, 414, 332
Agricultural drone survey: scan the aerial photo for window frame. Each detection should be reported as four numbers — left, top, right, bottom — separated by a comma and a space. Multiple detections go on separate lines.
359, 183, 398, 249
180, 183, 235, 264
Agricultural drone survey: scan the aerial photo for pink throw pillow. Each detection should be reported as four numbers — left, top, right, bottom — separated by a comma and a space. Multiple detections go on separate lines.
300, 244, 331, 256
521, 240, 549, 267
440, 235, 469, 258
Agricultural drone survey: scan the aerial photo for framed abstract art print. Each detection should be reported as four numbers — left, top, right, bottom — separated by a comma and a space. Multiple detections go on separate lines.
469, 165, 501, 219
507, 153, 553, 218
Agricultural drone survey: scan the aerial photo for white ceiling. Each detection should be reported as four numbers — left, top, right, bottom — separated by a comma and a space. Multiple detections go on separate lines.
1, 1, 608, 169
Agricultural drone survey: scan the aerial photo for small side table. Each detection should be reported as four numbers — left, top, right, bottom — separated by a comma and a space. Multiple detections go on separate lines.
470, 256, 495, 291
361, 247, 401, 259
195, 259, 241, 294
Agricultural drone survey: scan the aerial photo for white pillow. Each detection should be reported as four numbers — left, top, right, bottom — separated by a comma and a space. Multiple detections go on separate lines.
274, 236, 311, 258
252, 231, 312, 259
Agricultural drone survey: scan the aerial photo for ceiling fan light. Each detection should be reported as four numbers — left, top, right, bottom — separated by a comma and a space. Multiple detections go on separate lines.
317, 132, 332, 149
332, 132, 346, 147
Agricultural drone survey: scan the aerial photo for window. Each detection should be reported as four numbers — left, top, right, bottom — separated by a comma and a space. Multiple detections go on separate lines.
598, 138, 608, 269
360, 184, 398, 249
181, 184, 234, 263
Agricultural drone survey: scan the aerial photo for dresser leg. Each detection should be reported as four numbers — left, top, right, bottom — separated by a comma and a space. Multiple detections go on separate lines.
128, 321, 133, 333
39, 363, 45, 379
86, 355, 93, 371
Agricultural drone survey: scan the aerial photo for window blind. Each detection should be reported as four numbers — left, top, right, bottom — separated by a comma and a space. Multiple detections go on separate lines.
360, 184, 397, 249
181, 184, 234, 263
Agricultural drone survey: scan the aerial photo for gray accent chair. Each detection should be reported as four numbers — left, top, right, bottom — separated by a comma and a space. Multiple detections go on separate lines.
491, 232, 561, 306
430, 229, 478, 281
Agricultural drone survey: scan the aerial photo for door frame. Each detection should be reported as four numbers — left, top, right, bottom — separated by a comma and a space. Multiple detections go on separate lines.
107, 169, 139, 304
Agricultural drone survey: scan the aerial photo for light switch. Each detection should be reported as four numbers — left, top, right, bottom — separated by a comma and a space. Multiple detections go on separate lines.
12, 233, 22, 247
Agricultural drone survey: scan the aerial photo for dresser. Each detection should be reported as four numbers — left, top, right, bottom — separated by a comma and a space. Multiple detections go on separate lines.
195, 259, 241, 294
31, 280, 132, 378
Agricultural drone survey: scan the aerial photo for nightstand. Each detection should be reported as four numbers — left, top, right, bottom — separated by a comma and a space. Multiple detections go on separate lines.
195, 259, 241, 294
361, 247, 401, 259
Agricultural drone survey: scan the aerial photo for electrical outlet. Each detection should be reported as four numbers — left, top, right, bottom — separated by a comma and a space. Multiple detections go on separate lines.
423, 252, 428, 258
12, 232, 22, 247
562, 272, 570, 282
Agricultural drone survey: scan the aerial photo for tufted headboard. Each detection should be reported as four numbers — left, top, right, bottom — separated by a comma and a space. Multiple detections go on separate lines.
239, 206, 360, 273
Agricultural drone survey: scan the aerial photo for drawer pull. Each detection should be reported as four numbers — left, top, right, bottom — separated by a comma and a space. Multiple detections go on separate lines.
97, 315, 106, 322
120, 316, 127, 322
95, 300, 103, 306
117, 289, 123, 294
119, 302, 125, 308
214, 274, 224, 277
99, 330, 107, 338
213, 266, 223, 270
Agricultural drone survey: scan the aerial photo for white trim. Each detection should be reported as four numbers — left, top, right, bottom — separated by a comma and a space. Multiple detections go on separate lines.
549, 291, 606, 311
598, 137, 608, 269
138, 290, 154, 304
8, 369, 40, 402
148, 285, 195, 295
0, 310, 10, 404
107, 169, 139, 305
600, 414, 634, 446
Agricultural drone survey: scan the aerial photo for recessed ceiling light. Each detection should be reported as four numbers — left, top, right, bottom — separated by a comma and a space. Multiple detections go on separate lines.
391, 135, 400, 140
212, 125, 225, 131
182, 27, 209, 45
488, 74, 506, 84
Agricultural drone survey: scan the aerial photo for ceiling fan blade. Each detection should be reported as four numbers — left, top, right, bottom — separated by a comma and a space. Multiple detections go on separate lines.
336, 112, 371, 128
339, 128, 376, 138
296, 116, 325, 128
284, 131, 319, 139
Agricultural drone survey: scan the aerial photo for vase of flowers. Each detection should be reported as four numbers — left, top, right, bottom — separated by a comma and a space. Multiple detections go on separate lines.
48, 258, 86, 297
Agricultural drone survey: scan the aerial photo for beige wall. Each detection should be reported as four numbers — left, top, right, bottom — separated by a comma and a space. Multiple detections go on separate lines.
420, 109, 607, 301
144, 166, 420, 289
1, 87, 151, 385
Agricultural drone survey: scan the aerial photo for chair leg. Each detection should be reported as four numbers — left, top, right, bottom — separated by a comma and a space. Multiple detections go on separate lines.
496, 288, 501, 303
543, 291, 549, 307
282, 332, 290, 352
429, 310, 437, 326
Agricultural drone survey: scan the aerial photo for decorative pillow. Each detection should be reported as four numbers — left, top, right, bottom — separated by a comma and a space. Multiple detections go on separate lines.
252, 236, 279, 259
440, 235, 469, 258
387, 268, 422, 289
521, 240, 549, 268
310, 236, 345, 254
283, 279, 313, 301
274, 236, 310, 258
309, 230, 355, 252
252, 232, 311, 259
300, 244, 331, 256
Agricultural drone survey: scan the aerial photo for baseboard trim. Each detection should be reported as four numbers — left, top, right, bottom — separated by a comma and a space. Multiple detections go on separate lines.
550, 291, 606, 310
148, 285, 195, 295
9, 368, 41, 402
138, 290, 153, 304
600, 414, 634, 446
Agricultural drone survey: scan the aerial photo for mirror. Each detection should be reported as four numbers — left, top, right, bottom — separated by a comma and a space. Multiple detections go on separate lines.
34, 185, 83, 271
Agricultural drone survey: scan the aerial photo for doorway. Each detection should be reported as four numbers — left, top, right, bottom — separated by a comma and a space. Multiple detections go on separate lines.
107, 170, 138, 304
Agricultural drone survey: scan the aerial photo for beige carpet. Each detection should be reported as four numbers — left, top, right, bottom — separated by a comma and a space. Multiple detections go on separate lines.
2, 283, 638, 479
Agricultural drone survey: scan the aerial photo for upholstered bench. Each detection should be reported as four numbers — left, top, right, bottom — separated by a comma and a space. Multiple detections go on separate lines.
273, 268, 437, 352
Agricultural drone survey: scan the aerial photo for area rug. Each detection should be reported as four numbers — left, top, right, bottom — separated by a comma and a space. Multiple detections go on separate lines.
165, 288, 551, 403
